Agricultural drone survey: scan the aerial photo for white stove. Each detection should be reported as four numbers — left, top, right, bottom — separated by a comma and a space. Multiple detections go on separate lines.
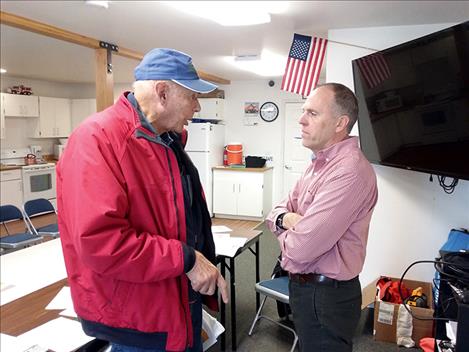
1, 148, 56, 206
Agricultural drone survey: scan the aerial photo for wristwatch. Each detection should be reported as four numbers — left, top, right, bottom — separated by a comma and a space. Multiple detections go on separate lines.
276, 213, 287, 230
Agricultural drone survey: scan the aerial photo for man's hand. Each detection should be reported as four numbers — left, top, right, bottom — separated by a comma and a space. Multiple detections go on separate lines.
187, 251, 229, 304
283, 212, 303, 229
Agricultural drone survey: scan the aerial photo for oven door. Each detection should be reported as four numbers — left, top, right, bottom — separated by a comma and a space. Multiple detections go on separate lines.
22, 167, 56, 202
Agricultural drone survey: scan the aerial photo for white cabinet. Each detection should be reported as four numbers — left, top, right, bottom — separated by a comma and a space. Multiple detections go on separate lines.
213, 168, 273, 220
0, 169, 23, 208
1, 93, 39, 117
29, 97, 72, 138
195, 98, 224, 120
71, 98, 96, 130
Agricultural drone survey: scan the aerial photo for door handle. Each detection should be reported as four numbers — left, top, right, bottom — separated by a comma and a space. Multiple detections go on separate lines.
285, 165, 292, 170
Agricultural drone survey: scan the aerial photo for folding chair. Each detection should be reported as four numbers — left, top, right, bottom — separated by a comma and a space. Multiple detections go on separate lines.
0, 205, 44, 250
24, 198, 59, 238
248, 276, 299, 352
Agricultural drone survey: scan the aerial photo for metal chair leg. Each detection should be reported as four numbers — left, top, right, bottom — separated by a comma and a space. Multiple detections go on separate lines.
248, 296, 268, 335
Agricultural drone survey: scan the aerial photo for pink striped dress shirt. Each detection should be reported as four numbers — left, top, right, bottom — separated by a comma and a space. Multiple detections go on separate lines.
266, 137, 378, 280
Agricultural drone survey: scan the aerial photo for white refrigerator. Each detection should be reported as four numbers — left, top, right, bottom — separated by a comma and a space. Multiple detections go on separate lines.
185, 122, 225, 216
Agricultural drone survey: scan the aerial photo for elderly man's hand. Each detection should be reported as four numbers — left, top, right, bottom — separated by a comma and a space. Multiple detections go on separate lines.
187, 251, 229, 304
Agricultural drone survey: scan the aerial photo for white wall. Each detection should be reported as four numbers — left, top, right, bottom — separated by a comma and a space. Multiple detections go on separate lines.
219, 80, 302, 205
0, 76, 132, 154
327, 23, 469, 288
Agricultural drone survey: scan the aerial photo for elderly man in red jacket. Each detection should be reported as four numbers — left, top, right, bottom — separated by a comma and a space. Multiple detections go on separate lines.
57, 48, 228, 352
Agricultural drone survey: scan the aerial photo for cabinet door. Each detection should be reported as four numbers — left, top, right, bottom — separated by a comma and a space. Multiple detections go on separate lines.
236, 173, 264, 217
213, 172, 237, 215
198, 98, 224, 120
0, 179, 23, 208
3, 94, 39, 117
38, 97, 56, 137
54, 98, 71, 136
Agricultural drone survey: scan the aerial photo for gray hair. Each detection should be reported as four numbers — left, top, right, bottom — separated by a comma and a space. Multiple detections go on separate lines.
317, 83, 358, 133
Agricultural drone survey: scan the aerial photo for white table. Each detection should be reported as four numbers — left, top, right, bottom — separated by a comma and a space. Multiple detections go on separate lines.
1, 238, 67, 306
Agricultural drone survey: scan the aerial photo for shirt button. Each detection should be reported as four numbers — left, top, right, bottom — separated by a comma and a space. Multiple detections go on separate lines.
326, 158, 329, 162
314, 172, 318, 176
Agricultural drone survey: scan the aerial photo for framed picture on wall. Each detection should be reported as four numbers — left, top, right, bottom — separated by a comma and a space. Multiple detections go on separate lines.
244, 102, 259, 117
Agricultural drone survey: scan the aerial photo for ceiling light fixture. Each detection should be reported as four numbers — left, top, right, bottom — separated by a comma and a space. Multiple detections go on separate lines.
227, 50, 286, 77
85, 1, 109, 9
165, 1, 289, 26
0, 68, 6, 74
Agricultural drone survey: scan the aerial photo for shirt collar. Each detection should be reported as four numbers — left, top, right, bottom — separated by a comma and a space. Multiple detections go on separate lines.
315, 136, 359, 162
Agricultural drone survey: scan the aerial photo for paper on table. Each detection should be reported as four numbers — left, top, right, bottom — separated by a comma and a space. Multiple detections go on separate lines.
211, 225, 232, 233
214, 236, 247, 257
45, 286, 72, 310
17, 317, 94, 352
0, 333, 48, 352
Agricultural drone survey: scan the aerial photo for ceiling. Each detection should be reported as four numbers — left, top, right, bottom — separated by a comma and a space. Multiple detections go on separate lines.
1, 1, 468, 84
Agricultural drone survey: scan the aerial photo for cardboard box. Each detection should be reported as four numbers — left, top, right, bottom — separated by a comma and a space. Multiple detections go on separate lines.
373, 277, 434, 347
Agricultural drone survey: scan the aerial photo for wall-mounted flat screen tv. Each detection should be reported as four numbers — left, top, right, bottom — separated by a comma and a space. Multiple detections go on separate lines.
352, 21, 469, 180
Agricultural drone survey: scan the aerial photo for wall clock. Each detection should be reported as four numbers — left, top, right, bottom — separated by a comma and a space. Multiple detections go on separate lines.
259, 102, 279, 122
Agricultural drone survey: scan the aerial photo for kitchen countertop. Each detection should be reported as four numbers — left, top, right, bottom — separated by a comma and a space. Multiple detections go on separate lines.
0, 165, 24, 171
212, 166, 273, 172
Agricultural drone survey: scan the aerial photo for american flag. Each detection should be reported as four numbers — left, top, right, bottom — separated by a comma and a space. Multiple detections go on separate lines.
356, 52, 391, 89
281, 34, 328, 96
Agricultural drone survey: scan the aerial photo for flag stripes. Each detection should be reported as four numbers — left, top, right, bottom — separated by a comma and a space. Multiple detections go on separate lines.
356, 53, 391, 89
281, 34, 328, 96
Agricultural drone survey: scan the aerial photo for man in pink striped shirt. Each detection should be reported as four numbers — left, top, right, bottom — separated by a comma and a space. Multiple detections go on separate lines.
266, 83, 378, 352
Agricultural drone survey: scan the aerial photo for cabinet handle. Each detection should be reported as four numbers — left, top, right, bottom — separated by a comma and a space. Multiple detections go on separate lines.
232, 184, 235, 193
238, 184, 241, 193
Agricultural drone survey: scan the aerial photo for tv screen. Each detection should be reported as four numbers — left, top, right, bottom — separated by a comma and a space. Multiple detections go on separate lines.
352, 21, 469, 181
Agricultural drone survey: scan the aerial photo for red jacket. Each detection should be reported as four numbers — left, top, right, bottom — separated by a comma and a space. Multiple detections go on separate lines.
57, 93, 215, 350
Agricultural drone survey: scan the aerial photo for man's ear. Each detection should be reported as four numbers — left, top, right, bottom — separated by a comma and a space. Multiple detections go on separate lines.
336, 115, 350, 133
155, 82, 169, 104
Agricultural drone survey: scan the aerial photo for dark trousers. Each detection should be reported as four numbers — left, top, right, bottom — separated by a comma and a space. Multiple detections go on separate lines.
289, 276, 361, 352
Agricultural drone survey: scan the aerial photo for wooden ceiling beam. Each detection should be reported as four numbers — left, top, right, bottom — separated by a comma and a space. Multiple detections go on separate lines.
0, 10, 230, 84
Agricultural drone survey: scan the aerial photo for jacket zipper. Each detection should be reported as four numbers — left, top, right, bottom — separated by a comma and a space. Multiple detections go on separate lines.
165, 148, 191, 348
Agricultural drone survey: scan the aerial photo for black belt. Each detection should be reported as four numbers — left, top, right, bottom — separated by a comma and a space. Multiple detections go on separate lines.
288, 273, 357, 287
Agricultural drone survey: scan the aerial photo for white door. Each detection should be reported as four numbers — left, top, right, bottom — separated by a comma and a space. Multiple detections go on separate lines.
282, 102, 312, 198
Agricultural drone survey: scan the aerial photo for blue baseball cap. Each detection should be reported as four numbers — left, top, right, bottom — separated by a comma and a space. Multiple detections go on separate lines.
134, 48, 217, 93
